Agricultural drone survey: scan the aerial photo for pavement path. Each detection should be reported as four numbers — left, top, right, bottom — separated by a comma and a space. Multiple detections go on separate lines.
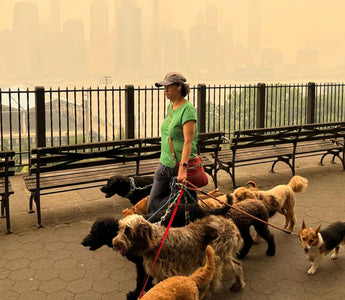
1, 156, 345, 299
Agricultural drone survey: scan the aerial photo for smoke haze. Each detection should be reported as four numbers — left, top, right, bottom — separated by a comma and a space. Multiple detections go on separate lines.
1, 0, 345, 88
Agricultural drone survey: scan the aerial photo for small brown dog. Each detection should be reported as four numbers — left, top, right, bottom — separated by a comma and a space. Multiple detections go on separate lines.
141, 245, 215, 300
122, 196, 149, 218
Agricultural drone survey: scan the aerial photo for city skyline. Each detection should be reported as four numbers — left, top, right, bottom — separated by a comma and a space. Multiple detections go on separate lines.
1, 0, 345, 88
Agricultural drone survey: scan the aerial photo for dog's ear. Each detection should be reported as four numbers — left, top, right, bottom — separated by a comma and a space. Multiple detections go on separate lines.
136, 221, 154, 245
226, 194, 234, 205
302, 220, 306, 229
314, 225, 321, 233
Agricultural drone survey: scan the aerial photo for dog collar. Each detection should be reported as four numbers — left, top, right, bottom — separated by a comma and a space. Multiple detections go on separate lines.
124, 177, 136, 198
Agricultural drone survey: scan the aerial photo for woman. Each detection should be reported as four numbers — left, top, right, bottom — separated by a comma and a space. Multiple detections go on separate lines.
147, 71, 198, 213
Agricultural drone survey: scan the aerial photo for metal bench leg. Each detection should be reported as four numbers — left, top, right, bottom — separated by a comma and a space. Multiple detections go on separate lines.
1, 197, 4, 218
213, 168, 218, 189
319, 152, 328, 165
28, 192, 35, 213
271, 156, 295, 176
231, 164, 236, 189
33, 192, 43, 228
3, 195, 12, 234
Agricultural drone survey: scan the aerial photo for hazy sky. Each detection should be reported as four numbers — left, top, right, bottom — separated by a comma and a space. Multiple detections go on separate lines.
2, 0, 344, 48
1, 0, 345, 86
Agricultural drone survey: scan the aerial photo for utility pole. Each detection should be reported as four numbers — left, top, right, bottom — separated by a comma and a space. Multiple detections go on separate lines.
100, 75, 112, 87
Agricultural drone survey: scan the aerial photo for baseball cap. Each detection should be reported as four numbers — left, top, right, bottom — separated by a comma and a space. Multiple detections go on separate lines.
155, 72, 187, 87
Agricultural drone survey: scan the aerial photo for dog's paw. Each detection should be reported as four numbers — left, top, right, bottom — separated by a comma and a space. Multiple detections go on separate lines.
126, 290, 140, 300
230, 277, 245, 292
266, 248, 276, 256
331, 253, 338, 260
253, 234, 261, 244
236, 252, 246, 259
307, 267, 316, 275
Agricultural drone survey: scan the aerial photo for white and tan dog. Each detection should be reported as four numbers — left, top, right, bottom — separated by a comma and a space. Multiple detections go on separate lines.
298, 220, 345, 274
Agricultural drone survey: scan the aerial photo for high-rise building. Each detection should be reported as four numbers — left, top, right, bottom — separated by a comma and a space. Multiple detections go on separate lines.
189, 5, 221, 76
62, 19, 87, 76
12, 2, 40, 76
248, 0, 262, 65
89, 0, 113, 75
90, 0, 109, 46
114, 0, 142, 75
50, 0, 61, 32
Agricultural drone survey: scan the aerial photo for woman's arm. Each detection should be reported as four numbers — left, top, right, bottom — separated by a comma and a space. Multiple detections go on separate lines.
177, 120, 196, 183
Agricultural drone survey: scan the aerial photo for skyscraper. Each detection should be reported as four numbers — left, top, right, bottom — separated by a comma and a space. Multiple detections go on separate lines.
50, 0, 61, 33
12, 2, 40, 76
89, 0, 113, 75
248, 0, 262, 65
62, 19, 87, 75
114, 0, 142, 75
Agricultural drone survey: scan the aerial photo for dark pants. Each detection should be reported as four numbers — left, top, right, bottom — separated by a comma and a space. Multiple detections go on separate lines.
147, 163, 197, 214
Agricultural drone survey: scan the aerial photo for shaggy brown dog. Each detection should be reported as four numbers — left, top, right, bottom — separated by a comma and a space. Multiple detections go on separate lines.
141, 245, 215, 300
232, 175, 308, 232
113, 214, 245, 299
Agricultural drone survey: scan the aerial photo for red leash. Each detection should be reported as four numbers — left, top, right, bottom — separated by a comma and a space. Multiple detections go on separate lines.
138, 189, 184, 299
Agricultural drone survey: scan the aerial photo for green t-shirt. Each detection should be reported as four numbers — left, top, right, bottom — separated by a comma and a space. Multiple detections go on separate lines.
160, 101, 198, 168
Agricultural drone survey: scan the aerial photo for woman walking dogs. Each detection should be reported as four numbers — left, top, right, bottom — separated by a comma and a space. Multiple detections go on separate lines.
147, 72, 198, 214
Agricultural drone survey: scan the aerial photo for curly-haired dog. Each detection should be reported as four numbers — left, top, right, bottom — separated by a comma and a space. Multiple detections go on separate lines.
298, 220, 345, 274
100, 175, 154, 205
141, 245, 215, 300
225, 195, 276, 259
232, 175, 308, 232
113, 214, 245, 299
82, 204, 230, 300
81, 217, 154, 300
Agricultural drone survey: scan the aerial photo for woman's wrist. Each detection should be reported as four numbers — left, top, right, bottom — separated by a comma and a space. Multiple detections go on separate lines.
179, 161, 188, 168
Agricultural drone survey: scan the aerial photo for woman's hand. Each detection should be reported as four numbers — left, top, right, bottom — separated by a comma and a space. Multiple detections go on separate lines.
177, 165, 188, 184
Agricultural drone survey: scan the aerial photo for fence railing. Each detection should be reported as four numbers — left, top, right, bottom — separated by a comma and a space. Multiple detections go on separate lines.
1, 82, 345, 169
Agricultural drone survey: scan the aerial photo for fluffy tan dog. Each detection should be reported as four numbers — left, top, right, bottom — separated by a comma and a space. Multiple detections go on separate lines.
197, 189, 227, 210
141, 245, 215, 300
232, 175, 308, 232
113, 214, 245, 299
122, 196, 149, 218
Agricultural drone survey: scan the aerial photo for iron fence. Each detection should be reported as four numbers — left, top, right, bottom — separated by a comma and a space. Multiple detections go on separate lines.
1, 82, 345, 169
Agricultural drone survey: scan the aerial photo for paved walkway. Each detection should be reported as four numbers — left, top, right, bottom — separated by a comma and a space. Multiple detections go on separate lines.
1, 156, 345, 299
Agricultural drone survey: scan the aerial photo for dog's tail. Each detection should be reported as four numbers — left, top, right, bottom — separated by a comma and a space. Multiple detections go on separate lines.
207, 204, 230, 216
246, 180, 258, 189
288, 175, 308, 193
189, 245, 215, 288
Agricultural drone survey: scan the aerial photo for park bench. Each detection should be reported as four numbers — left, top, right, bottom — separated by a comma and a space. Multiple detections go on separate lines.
216, 122, 345, 188
0, 151, 15, 233
24, 131, 224, 227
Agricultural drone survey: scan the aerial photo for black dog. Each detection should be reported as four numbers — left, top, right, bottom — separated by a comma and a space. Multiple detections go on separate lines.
100, 175, 154, 205
81, 204, 230, 300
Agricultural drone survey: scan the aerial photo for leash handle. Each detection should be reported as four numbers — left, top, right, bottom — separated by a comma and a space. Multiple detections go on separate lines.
138, 189, 184, 298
